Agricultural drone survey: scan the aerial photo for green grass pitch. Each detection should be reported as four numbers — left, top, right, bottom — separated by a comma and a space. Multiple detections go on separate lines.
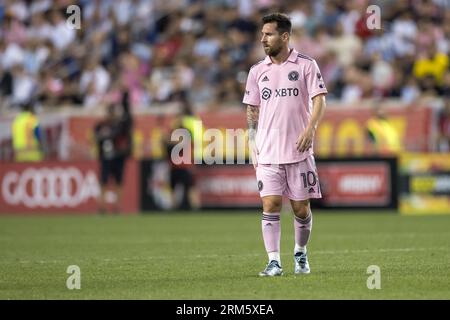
0, 211, 449, 299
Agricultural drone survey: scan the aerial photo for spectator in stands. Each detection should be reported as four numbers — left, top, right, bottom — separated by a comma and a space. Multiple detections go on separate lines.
0, 0, 449, 115
401, 76, 421, 104
413, 42, 449, 86
437, 99, 450, 152
0, 58, 13, 101
390, 11, 417, 58
80, 57, 111, 108
10, 64, 36, 108
326, 22, 362, 68
441, 71, 450, 96
370, 52, 395, 97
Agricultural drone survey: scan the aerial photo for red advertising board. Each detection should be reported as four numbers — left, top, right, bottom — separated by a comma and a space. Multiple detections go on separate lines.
192, 158, 397, 209
317, 161, 392, 206
0, 161, 139, 214
195, 165, 260, 207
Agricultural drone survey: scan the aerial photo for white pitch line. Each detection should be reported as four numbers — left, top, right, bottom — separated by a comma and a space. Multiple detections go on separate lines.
3, 247, 447, 265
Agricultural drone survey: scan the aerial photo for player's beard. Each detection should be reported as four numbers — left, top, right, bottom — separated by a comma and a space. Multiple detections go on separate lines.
263, 42, 283, 57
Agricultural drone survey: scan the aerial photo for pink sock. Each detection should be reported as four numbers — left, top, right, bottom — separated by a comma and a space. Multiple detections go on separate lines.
261, 212, 280, 254
294, 211, 312, 247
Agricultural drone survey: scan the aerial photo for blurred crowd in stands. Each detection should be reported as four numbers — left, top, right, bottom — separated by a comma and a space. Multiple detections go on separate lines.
0, 0, 449, 114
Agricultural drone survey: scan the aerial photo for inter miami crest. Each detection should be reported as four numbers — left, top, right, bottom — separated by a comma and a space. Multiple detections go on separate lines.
288, 71, 299, 81
258, 180, 263, 191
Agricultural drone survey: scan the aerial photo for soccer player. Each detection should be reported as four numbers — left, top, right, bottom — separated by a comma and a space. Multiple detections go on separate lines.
94, 92, 133, 214
243, 13, 327, 276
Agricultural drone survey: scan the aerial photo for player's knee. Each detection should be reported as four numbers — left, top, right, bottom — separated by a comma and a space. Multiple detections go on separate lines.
262, 201, 282, 213
264, 204, 281, 213
292, 201, 310, 219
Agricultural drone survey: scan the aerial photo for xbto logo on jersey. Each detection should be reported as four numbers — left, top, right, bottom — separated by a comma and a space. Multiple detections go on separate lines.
261, 87, 272, 100
275, 88, 299, 97
261, 87, 299, 99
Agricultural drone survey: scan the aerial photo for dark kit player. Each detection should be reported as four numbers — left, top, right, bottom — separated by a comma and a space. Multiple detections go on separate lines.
95, 92, 133, 214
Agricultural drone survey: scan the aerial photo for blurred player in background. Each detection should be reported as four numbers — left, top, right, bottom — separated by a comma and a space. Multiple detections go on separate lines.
11, 102, 44, 162
94, 91, 133, 214
244, 13, 327, 277
164, 96, 201, 210
366, 103, 401, 155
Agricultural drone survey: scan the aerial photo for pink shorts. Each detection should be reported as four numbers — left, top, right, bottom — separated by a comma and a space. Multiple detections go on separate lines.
256, 156, 322, 201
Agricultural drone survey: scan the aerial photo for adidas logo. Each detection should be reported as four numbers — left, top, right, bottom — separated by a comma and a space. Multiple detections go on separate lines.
308, 187, 315, 193
262, 75, 269, 82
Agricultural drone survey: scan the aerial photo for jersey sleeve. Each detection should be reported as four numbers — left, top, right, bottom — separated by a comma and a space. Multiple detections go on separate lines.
305, 60, 328, 100
242, 68, 260, 106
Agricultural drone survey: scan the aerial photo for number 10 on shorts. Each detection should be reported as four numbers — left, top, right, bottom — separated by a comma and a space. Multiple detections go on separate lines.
301, 171, 317, 188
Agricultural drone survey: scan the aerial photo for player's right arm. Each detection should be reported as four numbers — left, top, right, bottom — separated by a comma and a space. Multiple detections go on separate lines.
243, 67, 261, 169
247, 104, 259, 169
247, 105, 259, 141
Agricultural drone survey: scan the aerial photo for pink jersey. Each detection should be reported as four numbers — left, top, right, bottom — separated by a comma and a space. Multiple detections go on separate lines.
243, 48, 328, 164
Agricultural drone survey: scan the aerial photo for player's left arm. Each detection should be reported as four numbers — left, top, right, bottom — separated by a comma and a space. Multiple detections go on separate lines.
296, 93, 326, 152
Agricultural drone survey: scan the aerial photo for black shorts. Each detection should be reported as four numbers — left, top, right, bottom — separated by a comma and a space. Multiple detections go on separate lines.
170, 167, 194, 190
100, 157, 125, 185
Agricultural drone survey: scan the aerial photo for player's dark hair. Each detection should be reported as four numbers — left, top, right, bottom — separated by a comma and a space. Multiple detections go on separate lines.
21, 101, 34, 113
262, 13, 292, 35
